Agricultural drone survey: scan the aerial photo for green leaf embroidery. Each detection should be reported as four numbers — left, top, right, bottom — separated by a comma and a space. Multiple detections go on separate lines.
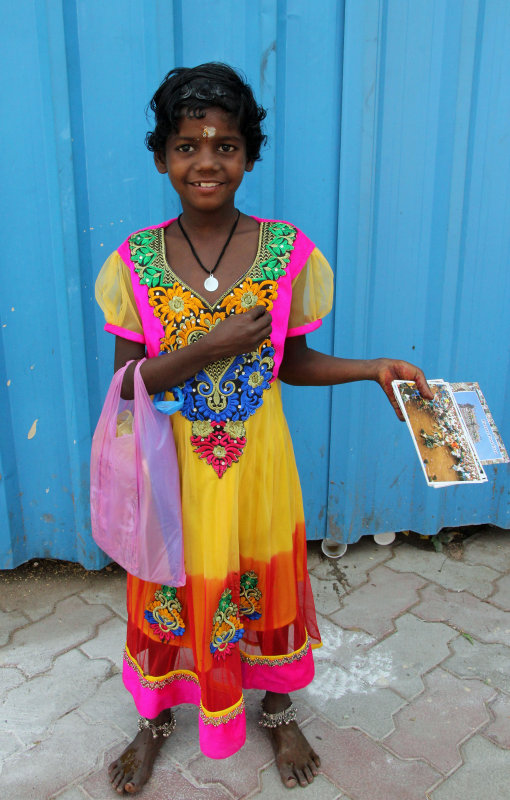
135, 246, 156, 267
131, 231, 157, 247
268, 238, 294, 256
256, 222, 297, 280
138, 267, 164, 288
129, 229, 173, 289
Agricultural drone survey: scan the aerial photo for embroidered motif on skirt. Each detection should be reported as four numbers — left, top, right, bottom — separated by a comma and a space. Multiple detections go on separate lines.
144, 585, 185, 643
239, 570, 262, 620
210, 589, 244, 659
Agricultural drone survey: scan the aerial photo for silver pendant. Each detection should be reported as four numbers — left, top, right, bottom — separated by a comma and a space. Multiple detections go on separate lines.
204, 274, 219, 292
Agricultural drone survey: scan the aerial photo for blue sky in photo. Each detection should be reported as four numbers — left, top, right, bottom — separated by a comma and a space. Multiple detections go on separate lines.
454, 391, 502, 462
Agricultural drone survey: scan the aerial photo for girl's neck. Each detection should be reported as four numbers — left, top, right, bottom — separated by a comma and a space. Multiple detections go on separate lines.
179, 204, 240, 237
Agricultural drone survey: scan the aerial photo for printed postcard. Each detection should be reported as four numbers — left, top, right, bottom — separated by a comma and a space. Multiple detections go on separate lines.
450, 382, 509, 465
392, 380, 488, 488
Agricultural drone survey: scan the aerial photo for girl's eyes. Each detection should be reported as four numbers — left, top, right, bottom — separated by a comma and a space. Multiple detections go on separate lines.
175, 143, 237, 153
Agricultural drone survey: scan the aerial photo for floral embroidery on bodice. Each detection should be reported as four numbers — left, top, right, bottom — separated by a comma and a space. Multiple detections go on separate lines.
129, 221, 297, 477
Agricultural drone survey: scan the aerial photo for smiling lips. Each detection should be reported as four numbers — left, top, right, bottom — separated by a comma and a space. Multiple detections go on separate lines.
191, 181, 223, 188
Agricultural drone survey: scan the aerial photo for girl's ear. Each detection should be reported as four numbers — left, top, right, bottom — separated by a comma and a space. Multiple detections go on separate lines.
154, 151, 168, 174
245, 160, 254, 173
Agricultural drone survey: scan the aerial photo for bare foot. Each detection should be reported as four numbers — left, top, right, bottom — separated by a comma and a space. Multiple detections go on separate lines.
108, 710, 173, 794
262, 693, 320, 789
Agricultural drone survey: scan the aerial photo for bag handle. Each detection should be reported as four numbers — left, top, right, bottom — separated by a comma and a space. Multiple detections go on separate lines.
98, 359, 139, 437
132, 359, 184, 417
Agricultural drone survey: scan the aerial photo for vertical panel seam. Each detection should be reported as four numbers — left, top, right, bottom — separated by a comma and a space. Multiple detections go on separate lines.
453, 0, 485, 372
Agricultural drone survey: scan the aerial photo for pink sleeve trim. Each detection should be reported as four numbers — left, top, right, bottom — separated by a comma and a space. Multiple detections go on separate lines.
104, 323, 145, 343
286, 319, 322, 338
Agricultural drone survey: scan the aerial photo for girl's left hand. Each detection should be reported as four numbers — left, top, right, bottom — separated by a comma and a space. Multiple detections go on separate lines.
371, 358, 433, 421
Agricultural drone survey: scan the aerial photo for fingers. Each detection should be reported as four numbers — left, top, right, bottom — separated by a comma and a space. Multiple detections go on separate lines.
377, 359, 431, 418
393, 361, 432, 400
391, 396, 405, 421
245, 306, 272, 343
247, 304, 267, 319
383, 383, 405, 421
211, 305, 272, 355
412, 368, 433, 399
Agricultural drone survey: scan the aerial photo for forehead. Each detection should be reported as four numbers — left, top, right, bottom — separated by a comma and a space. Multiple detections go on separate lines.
173, 106, 242, 138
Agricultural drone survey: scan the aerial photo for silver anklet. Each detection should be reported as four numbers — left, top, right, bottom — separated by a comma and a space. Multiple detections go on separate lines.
138, 712, 176, 739
259, 702, 297, 728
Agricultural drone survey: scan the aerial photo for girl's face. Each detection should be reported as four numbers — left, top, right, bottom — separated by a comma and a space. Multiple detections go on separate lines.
155, 107, 253, 215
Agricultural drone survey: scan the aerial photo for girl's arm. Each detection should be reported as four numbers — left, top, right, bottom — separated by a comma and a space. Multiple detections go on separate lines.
115, 305, 272, 399
279, 335, 432, 420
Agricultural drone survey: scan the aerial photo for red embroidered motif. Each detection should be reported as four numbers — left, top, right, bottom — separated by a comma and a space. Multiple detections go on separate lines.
191, 421, 246, 478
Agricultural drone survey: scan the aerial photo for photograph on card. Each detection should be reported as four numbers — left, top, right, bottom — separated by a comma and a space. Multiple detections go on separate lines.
450, 382, 509, 465
392, 380, 487, 487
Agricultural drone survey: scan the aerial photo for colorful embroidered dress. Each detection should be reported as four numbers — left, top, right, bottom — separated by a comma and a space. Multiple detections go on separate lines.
95, 218, 333, 759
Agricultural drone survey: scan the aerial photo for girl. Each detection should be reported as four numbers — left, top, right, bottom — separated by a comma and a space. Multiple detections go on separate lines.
95, 63, 431, 794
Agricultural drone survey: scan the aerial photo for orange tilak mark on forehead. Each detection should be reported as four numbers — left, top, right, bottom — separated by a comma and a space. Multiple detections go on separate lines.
202, 126, 217, 138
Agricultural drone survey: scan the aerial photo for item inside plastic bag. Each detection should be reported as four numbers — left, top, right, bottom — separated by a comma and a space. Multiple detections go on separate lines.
116, 409, 133, 437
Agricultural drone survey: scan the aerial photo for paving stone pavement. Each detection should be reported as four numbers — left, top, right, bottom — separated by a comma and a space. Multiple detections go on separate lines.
1, 527, 510, 800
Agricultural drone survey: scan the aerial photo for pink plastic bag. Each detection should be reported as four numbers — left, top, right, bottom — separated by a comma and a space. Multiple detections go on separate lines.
90, 359, 185, 585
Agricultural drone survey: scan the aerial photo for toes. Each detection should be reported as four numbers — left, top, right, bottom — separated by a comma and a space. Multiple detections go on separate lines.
117, 773, 134, 794
124, 777, 141, 794
108, 761, 117, 777
296, 768, 310, 788
115, 775, 132, 794
110, 766, 135, 794
309, 752, 320, 774
110, 768, 126, 791
279, 763, 298, 789
125, 766, 150, 795
303, 764, 315, 784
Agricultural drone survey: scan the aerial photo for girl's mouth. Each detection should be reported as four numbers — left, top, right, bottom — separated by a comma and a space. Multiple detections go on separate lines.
191, 181, 222, 188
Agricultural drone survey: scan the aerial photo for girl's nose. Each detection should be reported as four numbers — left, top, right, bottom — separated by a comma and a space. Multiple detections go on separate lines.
196, 145, 219, 171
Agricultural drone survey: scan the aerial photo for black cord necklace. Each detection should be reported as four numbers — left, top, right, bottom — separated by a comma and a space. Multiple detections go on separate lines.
177, 209, 241, 292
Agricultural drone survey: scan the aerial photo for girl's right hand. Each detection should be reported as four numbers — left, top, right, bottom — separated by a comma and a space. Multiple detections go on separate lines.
207, 305, 272, 359
116, 306, 271, 400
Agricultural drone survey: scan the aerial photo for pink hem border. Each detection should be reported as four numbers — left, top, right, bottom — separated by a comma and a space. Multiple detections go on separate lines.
122, 657, 201, 718
199, 711, 246, 759
104, 323, 145, 343
122, 656, 246, 758
286, 319, 322, 338
241, 644, 315, 693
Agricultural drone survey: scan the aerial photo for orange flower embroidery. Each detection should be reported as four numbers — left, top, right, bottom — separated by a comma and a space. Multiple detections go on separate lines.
200, 311, 225, 331
148, 283, 202, 325
163, 316, 208, 351
224, 279, 277, 315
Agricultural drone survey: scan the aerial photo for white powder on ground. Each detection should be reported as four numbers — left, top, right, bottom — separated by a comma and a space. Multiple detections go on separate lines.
307, 624, 393, 699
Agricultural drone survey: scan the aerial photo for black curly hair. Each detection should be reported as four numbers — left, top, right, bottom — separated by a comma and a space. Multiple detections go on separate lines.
146, 62, 267, 163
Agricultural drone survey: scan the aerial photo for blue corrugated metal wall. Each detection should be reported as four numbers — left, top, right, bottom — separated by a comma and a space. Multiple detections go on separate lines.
1, 0, 509, 568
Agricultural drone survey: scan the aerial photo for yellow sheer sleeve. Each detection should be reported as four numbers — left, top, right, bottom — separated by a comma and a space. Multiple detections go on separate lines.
287, 247, 334, 336
95, 252, 145, 342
